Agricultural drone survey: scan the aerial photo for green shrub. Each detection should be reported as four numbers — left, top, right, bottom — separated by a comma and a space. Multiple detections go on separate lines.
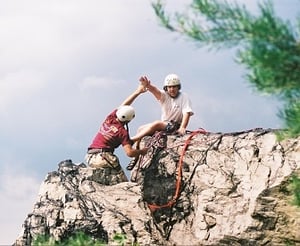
33, 231, 106, 246
289, 174, 300, 207
33, 231, 139, 246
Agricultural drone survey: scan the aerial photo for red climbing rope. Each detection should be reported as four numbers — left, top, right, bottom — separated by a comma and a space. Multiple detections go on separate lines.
148, 128, 207, 212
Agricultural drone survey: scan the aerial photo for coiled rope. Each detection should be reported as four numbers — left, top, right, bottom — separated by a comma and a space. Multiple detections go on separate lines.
147, 128, 207, 212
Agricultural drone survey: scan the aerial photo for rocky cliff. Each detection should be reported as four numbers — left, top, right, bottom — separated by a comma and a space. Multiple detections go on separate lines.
14, 128, 300, 245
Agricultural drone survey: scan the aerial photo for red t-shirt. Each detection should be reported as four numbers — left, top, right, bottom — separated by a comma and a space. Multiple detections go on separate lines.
88, 109, 132, 152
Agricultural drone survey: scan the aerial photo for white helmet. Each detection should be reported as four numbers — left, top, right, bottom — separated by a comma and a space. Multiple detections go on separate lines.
116, 105, 135, 122
163, 73, 181, 90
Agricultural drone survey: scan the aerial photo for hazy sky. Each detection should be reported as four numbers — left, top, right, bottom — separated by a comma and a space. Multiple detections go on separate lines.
0, 0, 299, 244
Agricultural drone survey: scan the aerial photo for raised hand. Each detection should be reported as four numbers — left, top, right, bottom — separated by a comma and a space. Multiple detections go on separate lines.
139, 75, 151, 88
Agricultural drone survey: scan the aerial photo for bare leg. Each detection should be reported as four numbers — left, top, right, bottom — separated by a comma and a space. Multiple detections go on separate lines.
127, 121, 167, 171
131, 120, 167, 142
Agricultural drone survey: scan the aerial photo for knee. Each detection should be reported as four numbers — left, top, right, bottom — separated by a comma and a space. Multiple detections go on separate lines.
150, 120, 166, 131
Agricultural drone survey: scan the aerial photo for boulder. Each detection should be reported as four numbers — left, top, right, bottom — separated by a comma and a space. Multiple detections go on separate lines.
14, 129, 300, 245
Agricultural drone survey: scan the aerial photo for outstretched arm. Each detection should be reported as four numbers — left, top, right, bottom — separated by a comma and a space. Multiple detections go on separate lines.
123, 144, 148, 158
120, 83, 148, 106
139, 75, 162, 101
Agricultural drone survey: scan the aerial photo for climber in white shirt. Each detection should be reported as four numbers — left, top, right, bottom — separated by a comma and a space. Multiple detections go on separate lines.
127, 73, 194, 170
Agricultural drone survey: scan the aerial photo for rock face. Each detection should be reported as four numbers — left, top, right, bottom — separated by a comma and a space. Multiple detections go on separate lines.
14, 128, 300, 245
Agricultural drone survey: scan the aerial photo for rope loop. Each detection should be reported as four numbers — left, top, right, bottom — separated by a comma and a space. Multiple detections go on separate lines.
147, 128, 207, 212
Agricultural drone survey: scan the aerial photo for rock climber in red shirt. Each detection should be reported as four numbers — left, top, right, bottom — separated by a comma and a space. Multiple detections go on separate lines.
85, 82, 149, 183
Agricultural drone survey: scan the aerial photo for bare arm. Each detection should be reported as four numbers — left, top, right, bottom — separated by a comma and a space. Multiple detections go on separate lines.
120, 84, 147, 106
123, 144, 148, 158
177, 112, 193, 135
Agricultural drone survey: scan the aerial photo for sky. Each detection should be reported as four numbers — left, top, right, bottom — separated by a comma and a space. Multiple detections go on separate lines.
0, 0, 299, 244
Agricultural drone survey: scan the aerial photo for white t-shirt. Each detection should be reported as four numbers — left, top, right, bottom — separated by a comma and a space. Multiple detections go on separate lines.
159, 91, 194, 123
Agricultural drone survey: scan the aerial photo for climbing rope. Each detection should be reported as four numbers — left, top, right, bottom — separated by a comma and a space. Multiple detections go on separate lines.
147, 128, 207, 212
130, 131, 168, 182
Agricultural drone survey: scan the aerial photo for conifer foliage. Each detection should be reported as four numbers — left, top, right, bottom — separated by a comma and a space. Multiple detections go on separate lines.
152, 0, 300, 138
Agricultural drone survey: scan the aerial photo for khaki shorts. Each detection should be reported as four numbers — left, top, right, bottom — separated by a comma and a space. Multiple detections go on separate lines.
84, 152, 128, 184
85, 152, 120, 169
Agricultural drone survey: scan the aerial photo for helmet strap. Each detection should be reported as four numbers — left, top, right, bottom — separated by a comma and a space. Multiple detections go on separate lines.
125, 122, 129, 132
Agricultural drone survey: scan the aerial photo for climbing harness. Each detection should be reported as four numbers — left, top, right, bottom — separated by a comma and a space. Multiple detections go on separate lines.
146, 128, 207, 212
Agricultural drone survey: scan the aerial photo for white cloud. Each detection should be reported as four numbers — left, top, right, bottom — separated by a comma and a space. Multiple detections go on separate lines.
79, 76, 123, 91
0, 166, 40, 200
0, 165, 40, 245
0, 0, 157, 72
0, 69, 46, 113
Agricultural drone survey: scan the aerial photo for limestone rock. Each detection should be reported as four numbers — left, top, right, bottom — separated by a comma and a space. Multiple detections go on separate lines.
14, 129, 300, 245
